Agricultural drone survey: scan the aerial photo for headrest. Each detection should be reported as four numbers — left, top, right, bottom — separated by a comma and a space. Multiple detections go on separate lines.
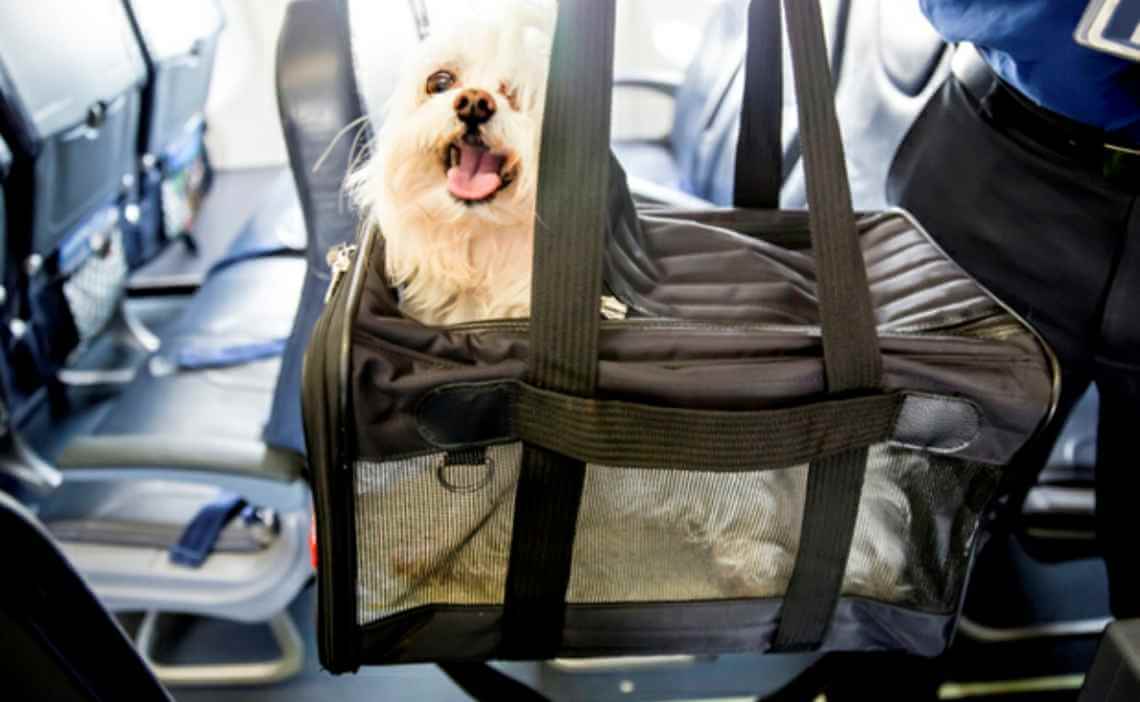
277, 0, 368, 258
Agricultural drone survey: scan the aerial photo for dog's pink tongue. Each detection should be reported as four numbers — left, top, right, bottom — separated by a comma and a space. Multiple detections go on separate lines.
448, 144, 504, 201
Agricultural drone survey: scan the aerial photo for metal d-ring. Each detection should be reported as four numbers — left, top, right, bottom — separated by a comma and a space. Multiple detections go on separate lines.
437, 449, 495, 494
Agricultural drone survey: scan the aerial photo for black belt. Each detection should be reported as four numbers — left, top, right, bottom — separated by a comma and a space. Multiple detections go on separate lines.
951, 44, 1140, 186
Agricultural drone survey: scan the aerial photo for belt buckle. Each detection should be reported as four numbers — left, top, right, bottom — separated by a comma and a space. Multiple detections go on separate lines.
1103, 142, 1140, 182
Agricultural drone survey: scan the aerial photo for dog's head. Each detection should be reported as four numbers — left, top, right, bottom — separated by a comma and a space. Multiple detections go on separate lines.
354, 3, 553, 230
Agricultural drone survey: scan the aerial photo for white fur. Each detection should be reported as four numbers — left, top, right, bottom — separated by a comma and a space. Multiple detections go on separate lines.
349, 2, 553, 325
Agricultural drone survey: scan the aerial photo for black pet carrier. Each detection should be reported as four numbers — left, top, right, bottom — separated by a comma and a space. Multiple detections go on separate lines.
303, 0, 1057, 672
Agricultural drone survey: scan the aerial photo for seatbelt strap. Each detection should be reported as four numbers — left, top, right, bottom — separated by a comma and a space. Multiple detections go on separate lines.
772, 0, 881, 651
170, 493, 248, 567
499, 0, 616, 658
206, 242, 304, 277
439, 663, 551, 702
734, 0, 783, 208
733, 0, 855, 207
175, 338, 288, 371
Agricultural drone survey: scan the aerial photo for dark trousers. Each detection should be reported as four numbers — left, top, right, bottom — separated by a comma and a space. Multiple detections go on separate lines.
888, 73, 1140, 619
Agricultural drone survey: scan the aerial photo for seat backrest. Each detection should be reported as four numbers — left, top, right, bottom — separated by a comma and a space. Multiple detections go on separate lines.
0, 0, 147, 409
669, 0, 749, 196
122, 0, 225, 159
670, 0, 848, 205
0, 491, 172, 701
0, 0, 146, 258
780, 0, 950, 210
121, 0, 225, 266
265, 0, 370, 455
668, 0, 948, 210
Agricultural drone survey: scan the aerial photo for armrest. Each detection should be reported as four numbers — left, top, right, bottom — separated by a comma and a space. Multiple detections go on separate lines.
613, 70, 685, 97
626, 175, 712, 210
611, 72, 683, 144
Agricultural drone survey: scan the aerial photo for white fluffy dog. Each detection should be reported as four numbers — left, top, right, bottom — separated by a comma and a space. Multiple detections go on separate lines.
349, 2, 553, 325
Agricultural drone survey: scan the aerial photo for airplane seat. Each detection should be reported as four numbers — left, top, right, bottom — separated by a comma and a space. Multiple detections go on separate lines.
32, 149, 312, 688
262, 0, 406, 457
0, 0, 147, 414
0, 0, 312, 687
614, 1, 951, 212
611, 0, 748, 202
120, 0, 226, 270
780, 0, 952, 209
2, 0, 378, 683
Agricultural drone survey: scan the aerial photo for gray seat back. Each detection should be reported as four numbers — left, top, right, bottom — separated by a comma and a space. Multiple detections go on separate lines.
660, 0, 948, 210
265, 0, 369, 454
122, 0, 225, 266
781, 0, 950, 209
0, 0, 145, 258
0, 0, 147, 413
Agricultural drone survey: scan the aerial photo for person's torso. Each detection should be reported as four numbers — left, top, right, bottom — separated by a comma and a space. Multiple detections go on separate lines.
921, 0, 1140, 143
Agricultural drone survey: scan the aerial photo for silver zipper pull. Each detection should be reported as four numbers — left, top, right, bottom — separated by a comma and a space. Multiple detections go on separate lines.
324, 244, 358, 303
600, 295, 628, 320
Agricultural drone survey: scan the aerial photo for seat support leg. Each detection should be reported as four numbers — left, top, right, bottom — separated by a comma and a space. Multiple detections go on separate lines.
135, 610, 304, 687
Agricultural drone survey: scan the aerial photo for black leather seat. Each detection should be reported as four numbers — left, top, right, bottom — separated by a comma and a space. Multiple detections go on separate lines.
0, 491, 172, 701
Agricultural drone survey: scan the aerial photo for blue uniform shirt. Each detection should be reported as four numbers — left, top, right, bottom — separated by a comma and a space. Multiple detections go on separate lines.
921, 0, 1140, 142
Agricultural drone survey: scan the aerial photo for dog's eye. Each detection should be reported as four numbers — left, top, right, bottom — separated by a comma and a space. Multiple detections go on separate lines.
426, 70, 457, 95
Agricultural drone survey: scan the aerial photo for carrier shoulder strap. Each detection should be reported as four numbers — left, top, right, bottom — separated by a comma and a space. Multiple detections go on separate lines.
499, 0, 616, 658
503, 0, 881, 658
771, 0, 881, 651
734, 0, 783, 209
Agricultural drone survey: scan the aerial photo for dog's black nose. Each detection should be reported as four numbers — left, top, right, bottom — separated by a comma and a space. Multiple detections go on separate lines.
454, 89, 496, 125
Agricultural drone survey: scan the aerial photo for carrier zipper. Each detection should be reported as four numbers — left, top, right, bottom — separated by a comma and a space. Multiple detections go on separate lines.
324, 243, 358, 303
439, 314, 1026, 339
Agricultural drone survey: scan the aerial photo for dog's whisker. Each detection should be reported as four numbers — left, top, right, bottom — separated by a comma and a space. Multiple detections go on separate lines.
314, 115, 371, 175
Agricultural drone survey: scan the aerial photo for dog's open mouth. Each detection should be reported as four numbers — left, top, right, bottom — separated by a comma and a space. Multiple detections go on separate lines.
444, 133, 516, 203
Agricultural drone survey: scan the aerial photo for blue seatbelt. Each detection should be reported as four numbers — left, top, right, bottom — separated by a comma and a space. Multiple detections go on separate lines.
206, 243, 304, 277
174, 338, 288, 371
170, 493, 248, 567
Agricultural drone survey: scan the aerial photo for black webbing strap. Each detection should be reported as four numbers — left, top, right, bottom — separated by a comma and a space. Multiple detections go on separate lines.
511, 384, 903, 473
499, 0, 616, 658
734, 0, 783, 208
439, 663, 551, 702
772, 0, 882, 651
